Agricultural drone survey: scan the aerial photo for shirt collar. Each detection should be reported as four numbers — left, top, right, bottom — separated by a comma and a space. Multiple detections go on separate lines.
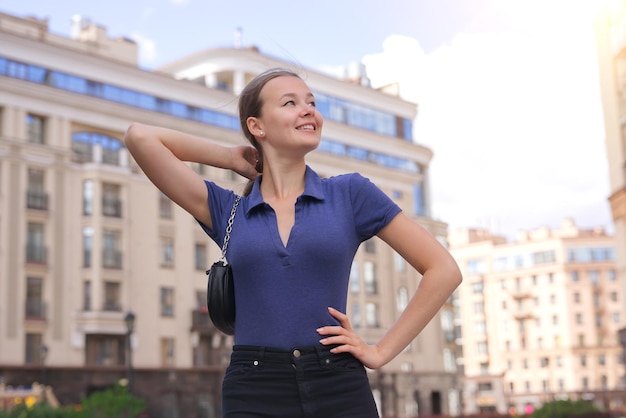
245, 165, 325, 215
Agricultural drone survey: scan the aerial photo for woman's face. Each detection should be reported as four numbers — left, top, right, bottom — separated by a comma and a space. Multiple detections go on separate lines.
255, 75, 323, 155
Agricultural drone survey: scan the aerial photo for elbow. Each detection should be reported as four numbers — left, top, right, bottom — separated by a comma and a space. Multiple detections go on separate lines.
448, 258, 463, 289
123, 122, 146, 148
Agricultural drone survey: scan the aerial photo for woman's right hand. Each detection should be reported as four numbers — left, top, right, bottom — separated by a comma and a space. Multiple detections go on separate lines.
230, 146, 260, 180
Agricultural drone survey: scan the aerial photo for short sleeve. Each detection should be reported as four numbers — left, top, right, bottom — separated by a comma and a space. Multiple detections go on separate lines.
349, 173, 402, 240
196, 180, 238, 247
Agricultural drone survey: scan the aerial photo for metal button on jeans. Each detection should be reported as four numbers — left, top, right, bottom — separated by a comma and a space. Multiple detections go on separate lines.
292, 349, 301, 358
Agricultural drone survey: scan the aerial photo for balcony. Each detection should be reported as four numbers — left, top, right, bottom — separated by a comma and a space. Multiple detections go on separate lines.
26, 191, 48, 211
191, 309, 219, 334
102, 250, 122, 269
102, 197, 122, 217
26, 244, 47, 264
25, 300, 47, 320
510, 289, 532, 300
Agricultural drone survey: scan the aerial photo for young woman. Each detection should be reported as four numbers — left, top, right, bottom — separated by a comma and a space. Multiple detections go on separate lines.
124, 68, 462, 417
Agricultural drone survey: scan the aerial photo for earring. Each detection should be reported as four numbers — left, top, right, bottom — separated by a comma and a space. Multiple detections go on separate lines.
259, 131, 265, 137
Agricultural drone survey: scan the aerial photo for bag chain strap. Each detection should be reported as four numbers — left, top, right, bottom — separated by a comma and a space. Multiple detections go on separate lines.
219, 195, 241, 265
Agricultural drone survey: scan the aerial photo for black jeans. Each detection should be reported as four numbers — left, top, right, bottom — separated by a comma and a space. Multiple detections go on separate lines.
222, 345, 379, 418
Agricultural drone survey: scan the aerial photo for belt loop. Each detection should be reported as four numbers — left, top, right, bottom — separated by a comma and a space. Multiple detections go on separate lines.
314, 345, 327, 366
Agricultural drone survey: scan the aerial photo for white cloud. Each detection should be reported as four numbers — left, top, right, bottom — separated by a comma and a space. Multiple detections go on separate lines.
130, 32, 158, 66
363, 4, 611, 239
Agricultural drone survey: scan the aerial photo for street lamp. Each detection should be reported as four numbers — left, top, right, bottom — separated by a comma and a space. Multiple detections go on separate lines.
124, 311, 135, 394
39, 344, 48, 386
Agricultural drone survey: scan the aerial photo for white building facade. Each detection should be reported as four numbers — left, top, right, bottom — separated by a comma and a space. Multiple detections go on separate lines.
0, 11, 460, 417
450, 220, 621, 414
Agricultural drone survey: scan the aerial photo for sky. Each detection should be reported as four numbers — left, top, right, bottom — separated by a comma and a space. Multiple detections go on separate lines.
0, 0, 612, 240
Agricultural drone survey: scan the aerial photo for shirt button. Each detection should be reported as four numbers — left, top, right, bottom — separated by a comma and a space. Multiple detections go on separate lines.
293, 349, 301, 358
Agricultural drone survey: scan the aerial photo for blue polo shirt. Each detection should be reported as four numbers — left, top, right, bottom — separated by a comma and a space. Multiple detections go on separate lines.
200, 166, 401, 348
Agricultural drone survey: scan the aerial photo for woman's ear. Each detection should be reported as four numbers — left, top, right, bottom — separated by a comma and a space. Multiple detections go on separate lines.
247, 117, 265, 138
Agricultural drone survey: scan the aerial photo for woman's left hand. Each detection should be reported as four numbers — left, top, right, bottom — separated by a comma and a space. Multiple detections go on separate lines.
316, 307, 387, 370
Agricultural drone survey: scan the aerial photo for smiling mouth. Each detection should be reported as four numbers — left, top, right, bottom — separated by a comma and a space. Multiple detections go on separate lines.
297, 124, 315, 131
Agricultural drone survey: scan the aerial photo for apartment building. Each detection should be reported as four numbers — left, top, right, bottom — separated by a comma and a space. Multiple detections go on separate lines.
595, 0, 626, 391
450, 219, 621, 414
0, 11, 459, 417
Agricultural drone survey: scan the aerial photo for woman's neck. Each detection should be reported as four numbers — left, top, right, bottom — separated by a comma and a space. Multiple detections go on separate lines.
260, 159, 306, 201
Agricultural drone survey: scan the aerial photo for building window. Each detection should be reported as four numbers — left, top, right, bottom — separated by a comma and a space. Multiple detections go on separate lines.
82, 227, 93, 267
590, 270, 600, 285
102, 183, 122, 217
611, 291, 618, 302
26, 222, 46, 264
578, 334, 585, 347
25, 276, 44, 319
103, 281, 121, 311
26, 168, 48, 210
26, 114, 45, 144
363, 261, 377, 294
474, 302, 484, 313
161, 287, 174, 317
195, 290, 207, 311
191, 162, 205, 175
472, 281, 484, 294
608, 269, 616, 281
351, 302, 361, 328
477, 342, 488, 354
103, 229, 122, 269
161, 237, 174, 268
349, 262, 359, 293
72, 132, 124, 165
195, 243, 207, 270
161, 337, 175, 367
25, 333, 44, 364
474, 321, 486, 335
365, 302, 378, 328
397, 287, 409, 312
413, 182, 425, 216
571, 271, 579, 282
159, 192, 173, 219
480, 363, 489, 376
83, 180, 94, 215
574, 292, 580, 303
575, 313, 582, 325
83, 280, 92, 311
443, 349, 456, 372
86, 335, 125, 366
394, 252, 407, 273
363, 239, 375, 254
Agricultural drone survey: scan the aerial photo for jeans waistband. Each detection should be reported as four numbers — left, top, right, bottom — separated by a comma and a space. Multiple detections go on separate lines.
232, 344, 341, 363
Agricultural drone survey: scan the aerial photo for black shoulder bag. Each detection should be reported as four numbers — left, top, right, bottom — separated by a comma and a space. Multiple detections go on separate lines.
206, 195, 241, 335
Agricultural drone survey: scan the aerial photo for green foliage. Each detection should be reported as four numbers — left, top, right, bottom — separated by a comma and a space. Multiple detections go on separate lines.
77, 384, 145, 418
0, 403, 80, 418
530, 399, 600, 418
0, 384, 145, 418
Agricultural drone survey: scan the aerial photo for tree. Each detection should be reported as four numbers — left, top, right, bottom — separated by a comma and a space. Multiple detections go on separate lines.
530, 399, 600, 418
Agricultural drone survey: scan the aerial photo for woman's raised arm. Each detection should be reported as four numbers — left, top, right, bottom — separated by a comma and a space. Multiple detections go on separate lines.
123, 123, 258, 229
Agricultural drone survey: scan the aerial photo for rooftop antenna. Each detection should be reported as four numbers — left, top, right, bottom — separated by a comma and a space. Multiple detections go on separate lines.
234, 27, 242, 48
70, 14, 82, 39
